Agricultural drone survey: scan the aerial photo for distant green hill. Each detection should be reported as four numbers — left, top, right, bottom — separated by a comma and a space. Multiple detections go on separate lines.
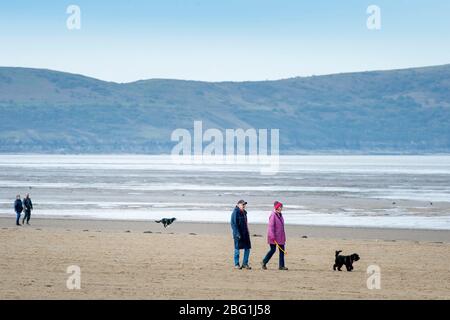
0, 65, 449, 153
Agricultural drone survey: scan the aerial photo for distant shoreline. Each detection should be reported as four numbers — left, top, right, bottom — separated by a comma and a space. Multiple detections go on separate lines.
1, 216, 449, 243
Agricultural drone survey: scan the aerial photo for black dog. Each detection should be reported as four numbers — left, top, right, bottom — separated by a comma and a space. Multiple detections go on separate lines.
333, 250, 360, 271
155, 218, 176, 228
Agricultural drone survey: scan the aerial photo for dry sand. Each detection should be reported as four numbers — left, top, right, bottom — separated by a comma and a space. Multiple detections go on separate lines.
0, 217, 449, 299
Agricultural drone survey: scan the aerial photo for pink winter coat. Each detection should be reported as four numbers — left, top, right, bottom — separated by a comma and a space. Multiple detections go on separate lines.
267, 210, 286, 245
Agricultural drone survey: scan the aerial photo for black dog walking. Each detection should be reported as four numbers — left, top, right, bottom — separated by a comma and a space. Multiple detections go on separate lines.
22, 193, 33, 225
333, 250, 360, 271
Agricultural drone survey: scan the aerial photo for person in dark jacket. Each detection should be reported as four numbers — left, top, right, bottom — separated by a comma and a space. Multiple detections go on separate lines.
22, 193, 33, 225
14, 195, 23, 226
230, 199, 252, 269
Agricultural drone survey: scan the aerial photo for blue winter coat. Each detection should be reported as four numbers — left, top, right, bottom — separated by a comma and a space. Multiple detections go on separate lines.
14, 199, 23, 213
230, 206, 251, 249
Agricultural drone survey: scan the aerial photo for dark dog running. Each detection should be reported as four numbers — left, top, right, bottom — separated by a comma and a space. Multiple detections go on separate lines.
155, 218, 176, 228
333, 250, 360, 271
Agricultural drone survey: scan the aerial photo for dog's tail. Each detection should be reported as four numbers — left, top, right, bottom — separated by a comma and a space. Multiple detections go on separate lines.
335, 250, 342, 257
155, 220, 161, 223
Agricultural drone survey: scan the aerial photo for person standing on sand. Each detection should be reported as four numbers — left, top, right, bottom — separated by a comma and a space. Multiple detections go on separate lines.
22, 193, 33, 225
261, 201, 288, 270
14, 195, 23, 226
230, 199, 252, 270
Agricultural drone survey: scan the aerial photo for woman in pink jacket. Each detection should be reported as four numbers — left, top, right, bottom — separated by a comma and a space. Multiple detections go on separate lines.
261, 201, 288, 270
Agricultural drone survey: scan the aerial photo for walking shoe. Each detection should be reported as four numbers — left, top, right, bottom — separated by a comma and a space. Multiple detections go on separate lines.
261, 262, 267, 270
234, 265, 241, 270
279, 266, 289, 271
241, 265, 252, 270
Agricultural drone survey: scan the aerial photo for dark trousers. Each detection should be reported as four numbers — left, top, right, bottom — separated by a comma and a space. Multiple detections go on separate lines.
23, 210, 31, 223
263, 244, 285, 268
15, 212, 21, 225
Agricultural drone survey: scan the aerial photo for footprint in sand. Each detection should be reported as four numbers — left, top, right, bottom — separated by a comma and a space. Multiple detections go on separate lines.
143, 231, 152, 234
189, 233, 197, 235
83, 230, 89, 232
125, 230, 131, 233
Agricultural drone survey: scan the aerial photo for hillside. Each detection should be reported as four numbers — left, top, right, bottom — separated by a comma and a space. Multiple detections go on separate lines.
0, 65, 449, 153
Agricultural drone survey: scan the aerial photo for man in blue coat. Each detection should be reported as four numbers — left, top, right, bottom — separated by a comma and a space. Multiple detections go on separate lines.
14, 195, 23, 226
230, 199, 252, 269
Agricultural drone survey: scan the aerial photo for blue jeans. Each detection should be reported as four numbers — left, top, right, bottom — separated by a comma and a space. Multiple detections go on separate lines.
263, 244, 285, 268
234, 248, 250, 266
15, 212, 21, 225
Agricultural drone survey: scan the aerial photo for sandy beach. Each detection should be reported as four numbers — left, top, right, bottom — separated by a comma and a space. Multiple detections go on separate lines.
0, 216, 449, 299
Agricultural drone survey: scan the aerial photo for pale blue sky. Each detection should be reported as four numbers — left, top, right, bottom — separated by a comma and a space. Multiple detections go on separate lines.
0, 0, 449, 82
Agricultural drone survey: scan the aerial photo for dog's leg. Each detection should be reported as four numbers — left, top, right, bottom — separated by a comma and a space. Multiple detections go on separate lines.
333, 264, 336, 271
346, 263, 352, 271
